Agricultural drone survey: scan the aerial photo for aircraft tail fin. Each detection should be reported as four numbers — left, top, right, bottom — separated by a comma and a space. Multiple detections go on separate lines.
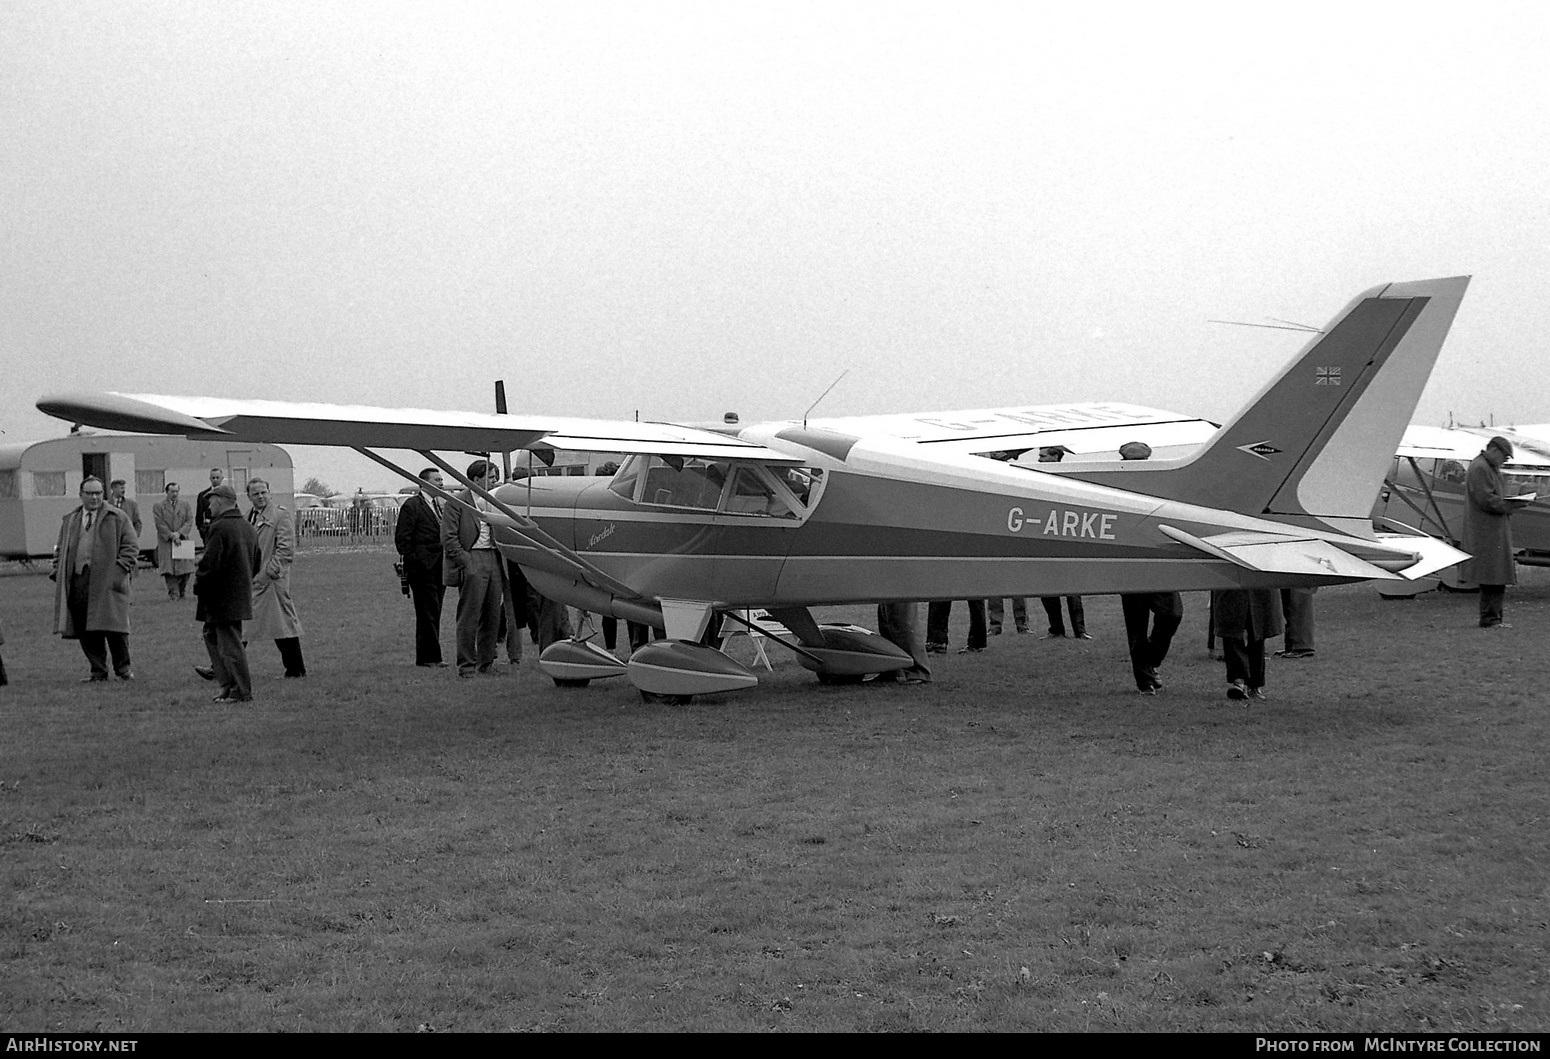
1071, 277, 1470, 535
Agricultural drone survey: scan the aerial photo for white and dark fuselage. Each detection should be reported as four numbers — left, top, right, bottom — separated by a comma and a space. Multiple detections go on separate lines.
499, 432, 1375, 613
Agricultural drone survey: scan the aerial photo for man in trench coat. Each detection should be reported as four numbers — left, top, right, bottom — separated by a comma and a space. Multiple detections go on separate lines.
1462, 436, 1532, 628
52, 476, 139, 681
153, 482, 196, 599
245, 478, 307, 677
1212, 588, 1284, 701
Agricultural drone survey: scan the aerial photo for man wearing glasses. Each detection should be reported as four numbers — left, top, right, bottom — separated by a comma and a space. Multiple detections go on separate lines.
441, 460, 510, 677
52, 476, 139, 682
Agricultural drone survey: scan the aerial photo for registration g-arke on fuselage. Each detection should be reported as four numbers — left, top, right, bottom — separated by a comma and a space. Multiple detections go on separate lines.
499, 413, 1416, 609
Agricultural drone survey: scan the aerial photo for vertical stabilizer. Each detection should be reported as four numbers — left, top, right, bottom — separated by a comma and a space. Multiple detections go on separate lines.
1068, 276, 1470, 536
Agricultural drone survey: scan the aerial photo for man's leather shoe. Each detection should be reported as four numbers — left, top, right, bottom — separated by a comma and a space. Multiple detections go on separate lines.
194, 665, 214, 681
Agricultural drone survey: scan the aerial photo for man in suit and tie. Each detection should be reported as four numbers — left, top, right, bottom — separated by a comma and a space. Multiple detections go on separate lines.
441, 460, 509, 677
51, 476, 139, 682
395, 467, 448, 667
108, 478, 143, 582
195, 467, 225, 544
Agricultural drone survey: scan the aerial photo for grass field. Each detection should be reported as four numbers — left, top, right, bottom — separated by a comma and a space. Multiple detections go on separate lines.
3, 550, 1548, 1032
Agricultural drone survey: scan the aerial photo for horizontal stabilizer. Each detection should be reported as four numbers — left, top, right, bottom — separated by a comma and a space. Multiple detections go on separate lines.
1157, 525, 1399, 580
1371, 532, 1471, 581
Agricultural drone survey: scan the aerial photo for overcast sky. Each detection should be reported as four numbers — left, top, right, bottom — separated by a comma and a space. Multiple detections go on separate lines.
4, 1, 1547, 492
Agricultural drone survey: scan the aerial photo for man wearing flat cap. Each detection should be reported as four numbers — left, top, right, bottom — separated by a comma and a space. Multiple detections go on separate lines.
1462, 435, 1532, 629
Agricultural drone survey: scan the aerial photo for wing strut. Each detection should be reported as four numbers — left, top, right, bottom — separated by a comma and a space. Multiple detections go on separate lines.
1377, 456, 1460, 544
719, 610, 827, 666
350, 446, 646, 602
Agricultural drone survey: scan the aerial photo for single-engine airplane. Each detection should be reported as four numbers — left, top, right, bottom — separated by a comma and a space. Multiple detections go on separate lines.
1370, 421, 1550, 595
40, 275, 1472, 700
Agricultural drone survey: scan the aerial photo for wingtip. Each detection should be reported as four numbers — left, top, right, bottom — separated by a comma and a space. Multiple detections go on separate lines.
36, 392, 230, 436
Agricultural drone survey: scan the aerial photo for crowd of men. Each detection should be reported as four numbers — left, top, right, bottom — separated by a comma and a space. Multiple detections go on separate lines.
38, 433, 1533, 702
48, 468, 306, 702
394, 460, 574, 679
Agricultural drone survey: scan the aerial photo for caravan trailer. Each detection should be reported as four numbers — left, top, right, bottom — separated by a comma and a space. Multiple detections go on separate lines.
0, 433, 294, 561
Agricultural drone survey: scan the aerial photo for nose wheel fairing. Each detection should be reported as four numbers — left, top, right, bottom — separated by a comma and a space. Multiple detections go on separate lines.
538, 639, 629, 687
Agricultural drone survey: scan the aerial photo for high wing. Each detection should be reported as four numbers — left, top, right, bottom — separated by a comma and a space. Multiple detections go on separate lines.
1396, 424, 1550, 466
808, 402, 1219, 459
1499, 425, 1550, 463
1396, 425, 1490, 462
34, 391, 800, 463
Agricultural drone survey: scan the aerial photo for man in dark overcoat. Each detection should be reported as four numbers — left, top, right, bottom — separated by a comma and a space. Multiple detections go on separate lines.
1462, 436, 1531, 628
1117, 441, 1182, 695
395, 467, 448, 667
52, 476, 140, 681
1212, 588, 1284, 701
194, 484, 261, 702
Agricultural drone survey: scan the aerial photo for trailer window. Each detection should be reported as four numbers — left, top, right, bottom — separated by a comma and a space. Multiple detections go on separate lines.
0, 470, 15, 499
136, 469, 165, 495
32, 471, 66, 497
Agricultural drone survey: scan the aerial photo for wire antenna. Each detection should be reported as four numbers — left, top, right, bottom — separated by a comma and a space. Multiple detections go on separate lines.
803, 370, 849, 428
1207, 318, 1324, 333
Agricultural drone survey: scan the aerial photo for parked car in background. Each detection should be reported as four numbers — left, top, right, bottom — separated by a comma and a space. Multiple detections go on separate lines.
296, 493, 348, 536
